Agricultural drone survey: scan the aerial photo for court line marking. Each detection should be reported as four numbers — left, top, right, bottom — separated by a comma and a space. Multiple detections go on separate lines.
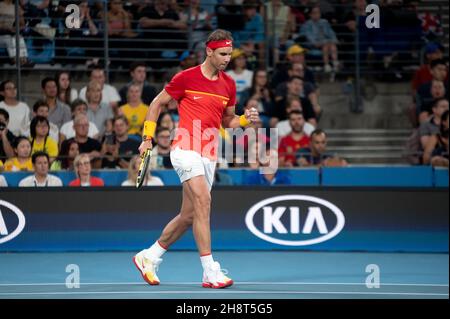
0, 282, 448, 287
0, 291, 448, 297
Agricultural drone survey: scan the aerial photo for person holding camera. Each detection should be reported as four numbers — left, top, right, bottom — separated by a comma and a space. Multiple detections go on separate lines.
0, 108, 15, 162
101, 115, 140, 169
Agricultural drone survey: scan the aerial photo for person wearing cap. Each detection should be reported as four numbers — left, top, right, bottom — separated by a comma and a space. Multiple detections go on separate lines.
271, 44, 316, 89
226, 48, 254, 104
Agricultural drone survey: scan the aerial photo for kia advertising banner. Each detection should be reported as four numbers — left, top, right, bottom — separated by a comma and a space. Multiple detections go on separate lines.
0, 187, 448, 252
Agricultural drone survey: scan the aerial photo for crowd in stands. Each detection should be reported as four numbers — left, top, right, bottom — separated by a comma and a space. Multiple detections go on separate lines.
0, 0, 448, 187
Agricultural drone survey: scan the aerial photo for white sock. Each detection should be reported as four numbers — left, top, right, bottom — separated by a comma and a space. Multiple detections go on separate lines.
144, 241, 167, 260
200, 254, 214, 270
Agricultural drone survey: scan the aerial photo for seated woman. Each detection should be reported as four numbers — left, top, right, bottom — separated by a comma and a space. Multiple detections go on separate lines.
3, 136, 33, 172
69, 153, 104, 186
423, 110, 449, 167
121, 154, 164, 187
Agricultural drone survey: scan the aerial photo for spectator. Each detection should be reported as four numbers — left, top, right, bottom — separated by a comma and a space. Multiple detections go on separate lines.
121, 154, 164, 186
51, 138, 79, 171
226, 48, 254, 104
0, 0, 32, 66
416, 59, 448, 122
138, 0, 188, 69
118, 62, 157, 106
275, 97, 315, 138
29, 116, 59, 163
274, 62, 321, 118
419, 98, 449, 153
246, 148, 291, 185
101, 0, 138, 68
0, 80, 31, 136
296, 129, 348, 167
278, 110, 310, 167
3, 136, 33, 172
22, 100, 59, 143
0, 108, 15, 161
60, 114, 102, 168
84, 80, 114, 137
157, 111, 176, 131
79, 67, 121, 114
118, 84, 149, 136
423, 110, 449, 167
69, 153, 104, 187
239, 69, 274, 127
265, 0, 296, 64
150, 127, 173, 169
179, 0, 212, 59
163, 50, 199, 85
272, 76, 317, 127
412, 42, 447, 95
271, 44, 316, 88
18, 151, 63, 187
101, 116, 140, 169
56, 0, 101, 66
233, 0, 265, 62
60, 99, 99, 143
56, 71, 78, 105
41, 77, 72, 129
299, 6, 339, 73
0, 174, 7, 187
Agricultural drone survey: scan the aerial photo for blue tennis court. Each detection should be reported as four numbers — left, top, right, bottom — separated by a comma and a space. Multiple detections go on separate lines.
0, 251, 447, 299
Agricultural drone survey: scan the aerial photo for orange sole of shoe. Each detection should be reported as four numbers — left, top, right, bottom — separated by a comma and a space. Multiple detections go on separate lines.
202, 280, 234, 289
132, 256, 160, 286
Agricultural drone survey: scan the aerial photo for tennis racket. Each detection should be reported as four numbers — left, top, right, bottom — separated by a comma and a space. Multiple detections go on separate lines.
136, 148, 152, 188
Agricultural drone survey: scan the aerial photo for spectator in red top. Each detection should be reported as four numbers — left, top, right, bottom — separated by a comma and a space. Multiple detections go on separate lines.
69, 153, 104, 187
278, 110, 310, 167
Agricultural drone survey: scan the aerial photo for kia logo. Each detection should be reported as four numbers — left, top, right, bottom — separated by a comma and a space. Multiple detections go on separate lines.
245, 195, 345, 246
0, 200, 26, 244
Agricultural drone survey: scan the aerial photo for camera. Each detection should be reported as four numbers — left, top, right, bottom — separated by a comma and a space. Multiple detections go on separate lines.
104, 134, 116, 145
0, 122, 6, 131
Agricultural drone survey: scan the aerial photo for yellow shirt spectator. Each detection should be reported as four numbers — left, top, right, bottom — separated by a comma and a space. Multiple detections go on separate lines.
120, 103, 148, 135
31, 137, 59, 158
4, 157, 33, 172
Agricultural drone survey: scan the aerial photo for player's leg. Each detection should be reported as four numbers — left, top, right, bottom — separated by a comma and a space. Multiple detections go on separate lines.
184, 175, 212, 255
133, 183, 195, 285
158, 183, 195, 247
185, 159, 233, 289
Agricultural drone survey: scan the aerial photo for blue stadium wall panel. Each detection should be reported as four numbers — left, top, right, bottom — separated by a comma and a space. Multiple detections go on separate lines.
2, 167, 447, 187
0, 187, 447, 253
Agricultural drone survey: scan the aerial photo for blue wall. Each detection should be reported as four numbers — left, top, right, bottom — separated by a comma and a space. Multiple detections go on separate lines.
0, 166, 448, 187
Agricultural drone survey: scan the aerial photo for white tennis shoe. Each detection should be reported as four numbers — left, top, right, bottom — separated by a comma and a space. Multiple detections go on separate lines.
202, 261, 233, 289
133, 250, 162, 285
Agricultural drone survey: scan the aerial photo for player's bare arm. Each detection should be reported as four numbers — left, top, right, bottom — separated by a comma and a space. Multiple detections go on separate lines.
138, 89, 173, 156
222, 105, 260, 129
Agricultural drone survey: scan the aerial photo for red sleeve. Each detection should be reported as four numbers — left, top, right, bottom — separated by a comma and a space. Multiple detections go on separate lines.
278, 137, 287, 159
165, 71, 185, 101
227, 79, 237, 107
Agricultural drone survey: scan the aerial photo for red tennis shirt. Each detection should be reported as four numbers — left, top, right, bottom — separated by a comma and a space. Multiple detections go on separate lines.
165, 65, 236, 159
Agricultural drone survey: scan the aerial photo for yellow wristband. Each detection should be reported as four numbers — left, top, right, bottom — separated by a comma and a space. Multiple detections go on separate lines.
143, 120, 157, 140
239, 114, 250, 127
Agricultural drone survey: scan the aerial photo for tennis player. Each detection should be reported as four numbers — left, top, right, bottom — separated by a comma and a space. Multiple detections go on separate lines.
133, 29, 259, 289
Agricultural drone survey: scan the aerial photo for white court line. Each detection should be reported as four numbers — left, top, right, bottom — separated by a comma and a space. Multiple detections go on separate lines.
0, 282, 448, 287
0, 291, 448, 297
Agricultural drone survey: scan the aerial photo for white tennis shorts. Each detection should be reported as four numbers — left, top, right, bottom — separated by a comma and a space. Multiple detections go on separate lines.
170, 147, 216, 190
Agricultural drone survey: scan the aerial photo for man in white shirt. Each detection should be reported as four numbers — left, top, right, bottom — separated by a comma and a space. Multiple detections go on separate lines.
0, 80, 30, 136
19, 151, 63, 187
60, 99, 99, 143
79, 67, 121, 114
276, 97, 315, 139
